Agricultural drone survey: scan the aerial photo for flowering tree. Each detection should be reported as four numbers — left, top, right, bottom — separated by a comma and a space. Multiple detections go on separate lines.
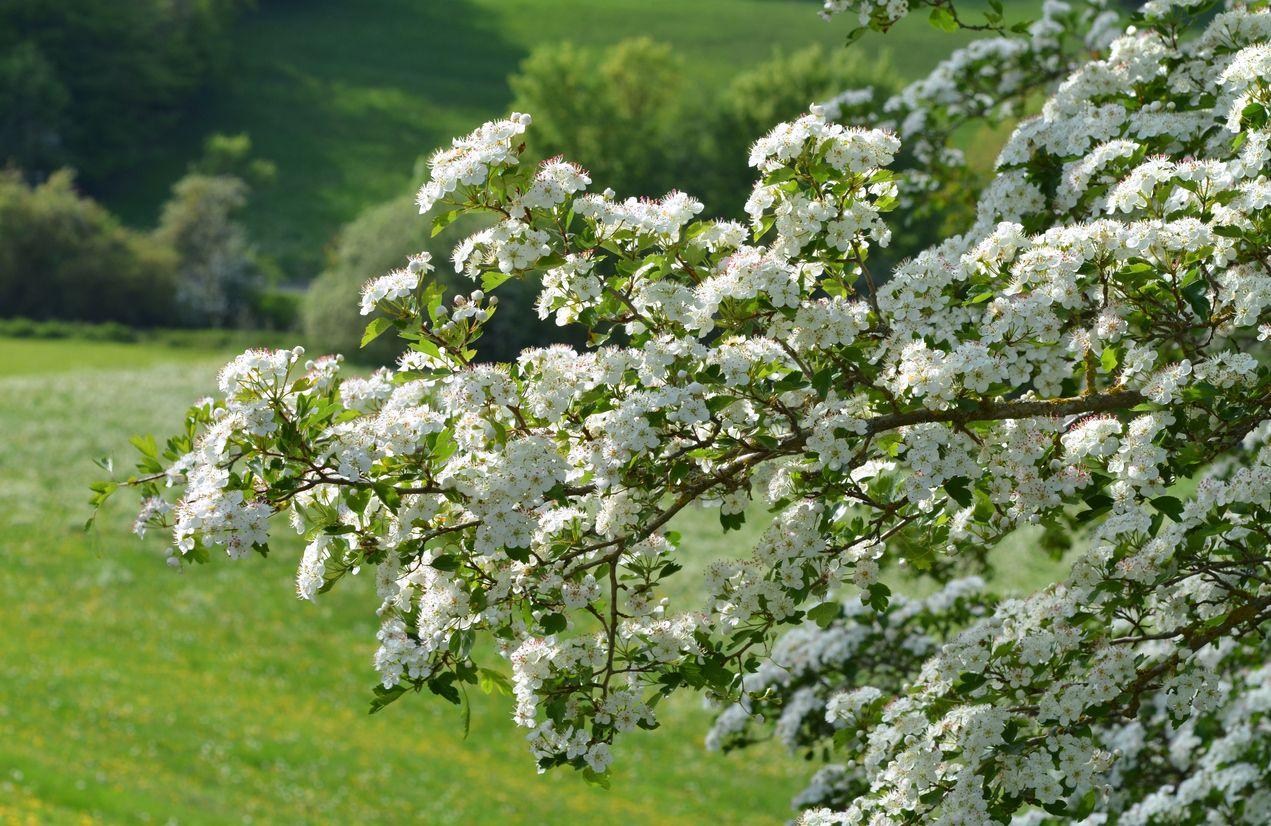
97, 0, 1271, 822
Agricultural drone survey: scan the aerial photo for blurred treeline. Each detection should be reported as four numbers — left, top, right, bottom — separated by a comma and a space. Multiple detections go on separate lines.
0, 1, 905, 362
0, 1, 290, 330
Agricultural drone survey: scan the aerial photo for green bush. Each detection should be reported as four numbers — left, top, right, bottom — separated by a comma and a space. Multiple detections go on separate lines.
508, 40, 901, 215
190, 132, 277, 187
302, 197, 561, 364
509, 38, 690, 197
0, 317, 136, 342
0, 316, 311, 351
0, 170, 176, 326
153, 173, 260, 327
250, 286, 302, 330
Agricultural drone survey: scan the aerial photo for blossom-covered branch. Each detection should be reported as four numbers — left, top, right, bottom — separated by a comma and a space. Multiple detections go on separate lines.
99, 0, 1270, 820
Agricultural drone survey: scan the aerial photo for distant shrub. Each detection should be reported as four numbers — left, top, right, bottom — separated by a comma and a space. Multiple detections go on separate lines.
509, 38, 689, 197
250, 287, 302, 331
0, 170, 176, 325
154, 173, 261, 327
509, 40, 904, 221
0, 317, 314, 352
0, 317, 138, 342
190, 132, 277, 187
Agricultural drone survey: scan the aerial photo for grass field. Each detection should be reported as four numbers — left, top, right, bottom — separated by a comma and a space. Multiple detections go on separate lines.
0, 336, 1069, 824
103, 0, 1001, 275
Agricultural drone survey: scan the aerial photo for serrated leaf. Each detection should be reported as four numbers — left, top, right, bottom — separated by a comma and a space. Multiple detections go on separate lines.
478, 667, 513, 696
482, 271, 511, 291
129, 434, 159, 459
806, 601, 841, 629
361, 317, 394, 348
720, 510, 746, 532
943, 476, 973, 508
867, 582, 891, 612
431, 208, 461, 237
369, 682, 409, 714
430, 554, 460, 571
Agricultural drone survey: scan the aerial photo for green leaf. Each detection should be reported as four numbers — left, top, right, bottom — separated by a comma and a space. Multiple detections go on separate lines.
1100, 346, 1119, 373
812, 367, 833, 398
806, 601, 841, 629
867, 583, 891, 613
478, 667, 513, 696
928, 7, 958, 32
1152, 496, 1184, 522
482, 271, 511, 291
541, 613, 567, 634
369, 682, 409, 714
361, 317, 394, 348
129, 434, 159, 459
1182, 281, 1211, 320
430, 554, 460, 571
426, 673, 461, 705
431, 208, 461, 237
582, 767, 611, 789
943, 476, 973, 508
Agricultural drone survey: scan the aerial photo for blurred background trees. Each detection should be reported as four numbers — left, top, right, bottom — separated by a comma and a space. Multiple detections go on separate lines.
0, 170, 176, 326
0, 0, 248, 183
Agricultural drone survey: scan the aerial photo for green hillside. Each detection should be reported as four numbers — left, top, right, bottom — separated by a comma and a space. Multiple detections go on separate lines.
101, 0, 990, 276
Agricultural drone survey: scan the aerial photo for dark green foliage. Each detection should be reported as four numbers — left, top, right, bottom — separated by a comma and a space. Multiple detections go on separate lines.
509, 40, 902, 216
306, 42, 906, 360
189, 132, 277, 187
0, 0, 248, 182
251, 287, 302, 330
0, 170, 176, 326
0, 41, 69, 175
